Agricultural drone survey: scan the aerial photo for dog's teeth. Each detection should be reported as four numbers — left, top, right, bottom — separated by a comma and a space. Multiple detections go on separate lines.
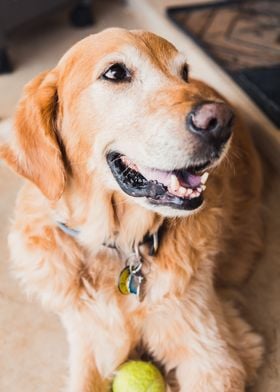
189, 190, 200, 199
129, 162, 138, 171
197, 187, 202, 193
185, 188, 192, 196
201, 172, 209, 184
121, 156, 138, 171
178, 186, 187, 196
201, 185, 206, 191
170, 174, 180, 191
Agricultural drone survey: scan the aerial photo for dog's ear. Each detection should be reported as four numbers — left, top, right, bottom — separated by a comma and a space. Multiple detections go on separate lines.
0, 70, 66, 201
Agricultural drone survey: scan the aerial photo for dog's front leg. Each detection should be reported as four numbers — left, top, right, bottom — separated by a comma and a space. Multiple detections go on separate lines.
175, 356, 245, 392
144, 290, 246, 391
63, 323, 108, 392
172, 319, 245, 392
61, 301, 134, 392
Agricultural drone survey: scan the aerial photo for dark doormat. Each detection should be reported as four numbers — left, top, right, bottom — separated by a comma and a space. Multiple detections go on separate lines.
167, 0, 280, 128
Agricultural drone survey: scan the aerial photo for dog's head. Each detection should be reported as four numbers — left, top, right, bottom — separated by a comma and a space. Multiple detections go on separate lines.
0, 28, 234, 217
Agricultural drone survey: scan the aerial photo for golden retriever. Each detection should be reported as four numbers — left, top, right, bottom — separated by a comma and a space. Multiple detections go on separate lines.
0, 28, 264, 391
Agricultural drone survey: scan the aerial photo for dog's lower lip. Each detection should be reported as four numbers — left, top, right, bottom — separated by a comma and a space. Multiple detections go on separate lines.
148, 192, 204, 210
106, 152, 209, 211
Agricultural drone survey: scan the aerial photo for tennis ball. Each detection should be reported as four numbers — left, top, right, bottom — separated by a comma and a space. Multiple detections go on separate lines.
112, 360, 165, 392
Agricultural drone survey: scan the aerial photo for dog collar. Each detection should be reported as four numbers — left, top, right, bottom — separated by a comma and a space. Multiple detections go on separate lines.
103, 231, 159, 256
56, 221, 80, 238
56, 221, 163, 298
116, 232, 159, 297
56, 221, 160, 255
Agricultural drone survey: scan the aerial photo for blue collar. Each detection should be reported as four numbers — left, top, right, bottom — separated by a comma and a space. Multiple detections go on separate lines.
56, 221, 163, 256
56, 221, 80, 238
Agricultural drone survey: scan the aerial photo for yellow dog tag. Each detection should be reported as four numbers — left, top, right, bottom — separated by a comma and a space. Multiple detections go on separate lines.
118, 266, 144, 296
118, 267, 131, 295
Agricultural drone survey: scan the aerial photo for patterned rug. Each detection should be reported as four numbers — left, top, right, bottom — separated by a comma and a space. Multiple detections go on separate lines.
167, 0, 280, 127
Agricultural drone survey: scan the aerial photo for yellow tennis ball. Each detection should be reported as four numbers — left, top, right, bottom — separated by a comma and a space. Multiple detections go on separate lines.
112, 360, 165, 392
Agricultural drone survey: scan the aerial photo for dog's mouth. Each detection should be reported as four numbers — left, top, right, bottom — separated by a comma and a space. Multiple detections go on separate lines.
107, 152, 210, 210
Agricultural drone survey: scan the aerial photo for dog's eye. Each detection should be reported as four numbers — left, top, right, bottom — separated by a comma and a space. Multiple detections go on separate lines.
181, 64, 189, 82
103, 63, 131, 82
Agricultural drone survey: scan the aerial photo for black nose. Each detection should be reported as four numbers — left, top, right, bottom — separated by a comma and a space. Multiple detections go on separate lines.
187, 102, 234, 145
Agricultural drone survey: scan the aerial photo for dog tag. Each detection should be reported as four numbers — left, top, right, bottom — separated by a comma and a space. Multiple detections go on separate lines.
128, 270, 144, 296
118, 266, 144, 296
118, 267, 131, 295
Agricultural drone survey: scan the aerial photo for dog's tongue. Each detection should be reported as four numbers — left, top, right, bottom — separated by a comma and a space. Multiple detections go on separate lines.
120, 156, 205, 191
138, 166, 201, 188
176, 170, 201, 188
139, 167, 171, 186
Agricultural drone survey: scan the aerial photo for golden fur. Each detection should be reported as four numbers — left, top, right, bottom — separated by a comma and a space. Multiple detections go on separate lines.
0, 28, 264, 391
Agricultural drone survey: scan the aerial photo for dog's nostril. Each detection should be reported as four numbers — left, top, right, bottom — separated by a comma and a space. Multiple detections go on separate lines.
206, 117, 218, 132
188, 102, 234, 142
190, 112, 219, 132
